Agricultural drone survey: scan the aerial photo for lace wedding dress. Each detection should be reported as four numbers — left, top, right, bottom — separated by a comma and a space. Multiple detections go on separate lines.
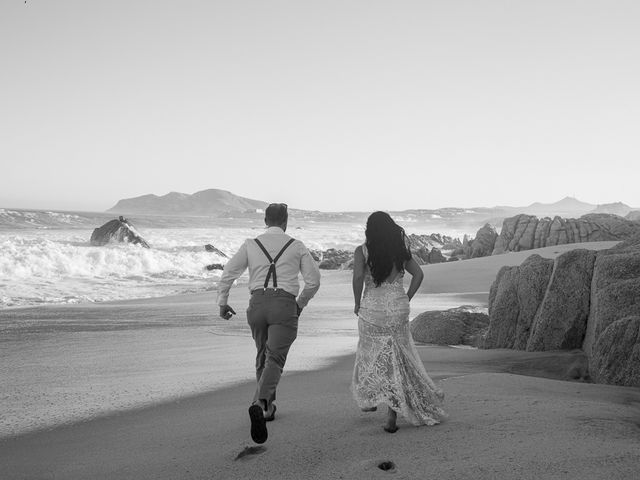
351, 245, 447, 426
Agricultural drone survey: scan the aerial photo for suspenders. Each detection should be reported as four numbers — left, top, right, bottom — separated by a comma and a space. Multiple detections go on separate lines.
254, 238, 295, 289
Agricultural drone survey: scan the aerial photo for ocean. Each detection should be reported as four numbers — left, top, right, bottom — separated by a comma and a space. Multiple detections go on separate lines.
0, 208, 476, 309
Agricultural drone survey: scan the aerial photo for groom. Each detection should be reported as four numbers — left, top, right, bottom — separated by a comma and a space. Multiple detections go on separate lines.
216, 203, 321, 444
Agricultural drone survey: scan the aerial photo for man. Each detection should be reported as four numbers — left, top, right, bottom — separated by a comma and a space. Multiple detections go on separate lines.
217, 203, 321, 444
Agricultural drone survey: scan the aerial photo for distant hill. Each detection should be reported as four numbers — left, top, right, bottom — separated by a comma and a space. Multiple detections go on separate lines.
108, 189, 268, 215
591, 202, 634, 217
518, 196, 597, 217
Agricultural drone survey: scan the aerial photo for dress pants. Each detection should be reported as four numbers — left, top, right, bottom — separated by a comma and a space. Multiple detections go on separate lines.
247, 289, 298, 406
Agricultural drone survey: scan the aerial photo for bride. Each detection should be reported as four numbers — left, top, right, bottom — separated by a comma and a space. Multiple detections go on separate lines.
351, 211, 446, 432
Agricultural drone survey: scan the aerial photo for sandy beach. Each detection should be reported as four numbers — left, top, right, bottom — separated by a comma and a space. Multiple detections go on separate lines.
2, 241, 639, 479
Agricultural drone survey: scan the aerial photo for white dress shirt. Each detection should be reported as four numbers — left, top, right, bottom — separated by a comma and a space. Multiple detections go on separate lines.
216, 227, 321, 308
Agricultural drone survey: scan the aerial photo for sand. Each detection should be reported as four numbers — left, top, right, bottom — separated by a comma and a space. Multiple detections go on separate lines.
1, 347, 639, 479
2, 240, 639, 479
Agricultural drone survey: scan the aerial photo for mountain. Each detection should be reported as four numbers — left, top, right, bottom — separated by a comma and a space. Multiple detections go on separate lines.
591, 202, 634, 216
108, 189, 268, 215
519, 196, 597, 217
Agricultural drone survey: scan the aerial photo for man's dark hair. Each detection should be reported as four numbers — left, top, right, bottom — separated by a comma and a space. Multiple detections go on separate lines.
265, 203, 288, 226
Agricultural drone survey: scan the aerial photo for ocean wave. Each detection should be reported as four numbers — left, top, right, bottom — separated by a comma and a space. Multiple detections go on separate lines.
0, 231, 228, 307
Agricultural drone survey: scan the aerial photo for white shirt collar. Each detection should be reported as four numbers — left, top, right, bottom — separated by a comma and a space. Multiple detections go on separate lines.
266, 226, 285, 234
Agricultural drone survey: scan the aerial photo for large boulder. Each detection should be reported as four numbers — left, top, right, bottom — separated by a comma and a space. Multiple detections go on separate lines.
513, 255, 555, 349
466, 223, 498, 258
590, 316, 640, 386
484, 254, 554, 349
410, 306, 489, 346
90, 217, 150, 248
583, 234, 640, 357
483, 233, 640, 387
427, 247, 446, 264
526, 249, 596, 351
492, 213, 640, 255
484, 266, 520, 348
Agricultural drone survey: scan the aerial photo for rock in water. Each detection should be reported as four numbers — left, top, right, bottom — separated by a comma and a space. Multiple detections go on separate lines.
90, 216, 150, 248
204, 244, 228, 257
317, 249, 353, 270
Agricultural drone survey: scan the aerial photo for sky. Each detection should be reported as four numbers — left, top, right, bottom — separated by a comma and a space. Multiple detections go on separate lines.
1, 0, 639, 212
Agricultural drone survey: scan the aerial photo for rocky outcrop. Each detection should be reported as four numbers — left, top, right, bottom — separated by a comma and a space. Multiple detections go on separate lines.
590, 316, 640, 386
90, 217, 150, 248
464, 224, 498, 258
312, 233, 459, 269
583, 234, 640, 357
485, 255, 554, 349
526, 249, 596, 351
407, 233, 461, 251
317, 249, 353, 270
410, 306, 489, 346
492, 213, 640, 255
483, 234, 640, 387
407, 234, 460, 264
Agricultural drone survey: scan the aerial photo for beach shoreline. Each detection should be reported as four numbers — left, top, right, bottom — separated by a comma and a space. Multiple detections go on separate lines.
2, 345, 639, 479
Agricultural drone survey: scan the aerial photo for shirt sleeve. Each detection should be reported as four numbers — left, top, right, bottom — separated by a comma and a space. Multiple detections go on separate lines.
296, 242, 321, 309
216, 240, 249, 306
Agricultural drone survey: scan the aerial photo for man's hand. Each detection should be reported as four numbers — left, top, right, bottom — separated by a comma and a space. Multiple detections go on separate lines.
219, 305, 236, 320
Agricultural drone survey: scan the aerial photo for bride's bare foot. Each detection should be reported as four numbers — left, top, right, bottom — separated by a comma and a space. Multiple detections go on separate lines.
384, 407, 398, 433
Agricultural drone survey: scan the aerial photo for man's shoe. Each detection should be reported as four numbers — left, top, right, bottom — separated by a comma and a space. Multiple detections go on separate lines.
264, 404, 277, 422
248, 405, 268, 444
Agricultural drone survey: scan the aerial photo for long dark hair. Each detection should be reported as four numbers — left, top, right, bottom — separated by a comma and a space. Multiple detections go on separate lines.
365, 211, 412, 286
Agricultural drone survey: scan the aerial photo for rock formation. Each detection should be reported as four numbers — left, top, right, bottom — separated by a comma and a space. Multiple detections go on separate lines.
492, 213, 640, 255
483, 234, 640, 387
90, 217, 150, 248
317, 249, 353, 270
407, 233, 456, 264
484, 254, 554, 349
583, 235, 640, 357
464, 223, 498, 258
205, 263, 224, 271
410, 306, 489, 346
204, 244, 228, 258
311, 233, 459, 270
590, 316, 640, 386
525, 249, 596, 351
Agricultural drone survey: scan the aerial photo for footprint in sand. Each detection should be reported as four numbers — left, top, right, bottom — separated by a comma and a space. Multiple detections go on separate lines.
234, 445, 267, 461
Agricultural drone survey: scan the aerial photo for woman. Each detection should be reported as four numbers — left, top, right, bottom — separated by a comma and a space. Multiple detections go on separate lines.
352, 211, 446, 432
